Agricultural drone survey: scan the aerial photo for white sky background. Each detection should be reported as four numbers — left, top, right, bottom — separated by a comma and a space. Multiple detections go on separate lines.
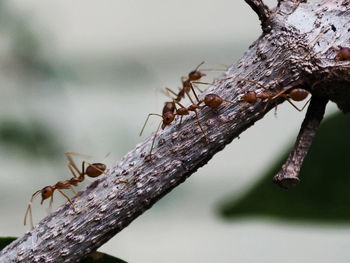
1, 1, 347, 262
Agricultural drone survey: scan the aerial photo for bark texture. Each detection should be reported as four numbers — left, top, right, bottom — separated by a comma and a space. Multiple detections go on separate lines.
1, 0, 349, 262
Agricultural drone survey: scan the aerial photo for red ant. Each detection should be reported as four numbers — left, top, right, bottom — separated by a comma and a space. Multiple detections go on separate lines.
140, 86, 235, 155
335, 46, 350, 61
24, 152, 126, 229
240, 79, 310, 112
165, 61, 227, 103
140, 93, 207, 155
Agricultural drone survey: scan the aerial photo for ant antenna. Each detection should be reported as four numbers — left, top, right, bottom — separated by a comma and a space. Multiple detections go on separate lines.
140, 113, 162, 136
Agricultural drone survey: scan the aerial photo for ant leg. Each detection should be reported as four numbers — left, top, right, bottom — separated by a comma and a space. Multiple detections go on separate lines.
173, 99, 186, 109
187, 83, 201, 104
271, 88, 290, 100
83, 161, 110, 177
199, 69, 227, 72
49, 195, 54, 213
24, 190, 41, 228
70, 185, 77, 195
192, 83, 203, 93
65, 152, 92, 177
191, 81, 215, 86
118, 179, 129, 183
179, 116, 184, 126
263, 100, 271, 113
274, 104, 278, 118
140, 113, 162, 136
172, 103, 184, 127
57, 189, 76, 212
190, 81, 217, 98
67, 162, 80, 179
149, 121, 162, 155
286, 98, 311, 112
240, 79, 269, 91
222, 98, 235, 105
184, 89, 195, 105
164, 87, 178, 98
194, 110, 209, 143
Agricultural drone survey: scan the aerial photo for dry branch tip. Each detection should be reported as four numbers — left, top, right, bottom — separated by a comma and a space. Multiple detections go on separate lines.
244, 0, 271, 33
273, 96, 328, 189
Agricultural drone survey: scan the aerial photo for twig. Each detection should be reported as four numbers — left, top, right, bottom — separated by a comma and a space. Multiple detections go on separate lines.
244, 0, 271, 33
273, 96, 328, 189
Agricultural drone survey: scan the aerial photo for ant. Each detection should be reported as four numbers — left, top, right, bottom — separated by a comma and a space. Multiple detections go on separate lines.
335, 46, 350, 61
140, 86, 235, 155
140, 91, 207, 155
24, 152, 126, 229
240, 79, 310, 112
165, 61, 227, 103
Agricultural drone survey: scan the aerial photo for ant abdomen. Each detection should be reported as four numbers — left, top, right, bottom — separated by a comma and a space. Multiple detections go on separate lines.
242, 92, 257, 103
86, 163, 107, 178
204, 94, 224, 108
335, 47, 350, 61
289, 89, 309, 101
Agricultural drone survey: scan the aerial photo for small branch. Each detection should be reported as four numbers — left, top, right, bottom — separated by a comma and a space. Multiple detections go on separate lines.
273, 96, 328, 189
244, 0, 271, 33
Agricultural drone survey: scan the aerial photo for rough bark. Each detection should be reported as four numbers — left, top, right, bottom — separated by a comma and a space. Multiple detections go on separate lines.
1, 0, 350, 262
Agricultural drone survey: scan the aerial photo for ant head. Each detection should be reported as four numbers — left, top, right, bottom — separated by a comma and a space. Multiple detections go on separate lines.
242, 92, 257, 103
188, 70, 205, 81
86, 163, 107, 178
40, 186, 54, 204
289, 89, 309, 102
162, 112, 175, 128
204, 94, 223, 108
335, 47, 350, 61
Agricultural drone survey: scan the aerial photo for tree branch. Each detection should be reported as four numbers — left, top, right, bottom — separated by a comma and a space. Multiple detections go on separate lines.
244, 0, 271, 32
273, 96, 328, 189
0, 0, 349, 262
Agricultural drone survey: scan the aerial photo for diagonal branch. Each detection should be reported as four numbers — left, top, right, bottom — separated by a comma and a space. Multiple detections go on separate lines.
244, 0, 271, 32
0, 0, 349, 262
273, 96, 329, 189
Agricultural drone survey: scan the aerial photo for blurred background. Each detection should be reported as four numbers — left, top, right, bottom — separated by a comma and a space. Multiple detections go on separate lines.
0, 0, 349, 262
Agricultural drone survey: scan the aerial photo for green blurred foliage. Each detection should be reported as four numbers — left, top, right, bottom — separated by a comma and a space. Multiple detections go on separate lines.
0, 119, 62, 158
0, 237, 126, 262
0, 236, 16, 251
219, 112, 350, 222
83, 252, 127, 263
0, 0, 72, 81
